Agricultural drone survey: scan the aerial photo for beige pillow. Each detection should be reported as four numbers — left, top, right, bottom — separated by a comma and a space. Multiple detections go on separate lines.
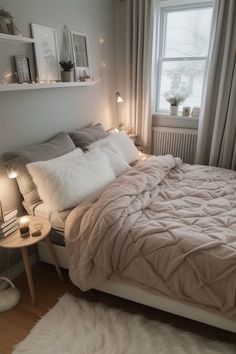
69, 123, 108, 150
4, 132, 76, 209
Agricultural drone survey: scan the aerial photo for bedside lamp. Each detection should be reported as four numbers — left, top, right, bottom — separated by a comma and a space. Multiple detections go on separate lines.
116, 91, 124, 103
115, 91, 124, 128
6, 163, 18, 179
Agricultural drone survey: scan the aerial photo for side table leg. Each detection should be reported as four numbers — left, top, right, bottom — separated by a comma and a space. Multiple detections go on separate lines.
21, 247, 36, 304
45, 237, 64, 281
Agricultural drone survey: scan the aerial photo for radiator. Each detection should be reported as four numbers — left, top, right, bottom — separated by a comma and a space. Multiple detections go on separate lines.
152, 127, 198, 164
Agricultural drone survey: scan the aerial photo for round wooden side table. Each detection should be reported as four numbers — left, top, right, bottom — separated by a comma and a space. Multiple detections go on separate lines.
0, 216, 63, 304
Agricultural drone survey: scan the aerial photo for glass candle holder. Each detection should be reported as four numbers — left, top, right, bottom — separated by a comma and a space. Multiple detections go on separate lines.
19, 216, 30, 238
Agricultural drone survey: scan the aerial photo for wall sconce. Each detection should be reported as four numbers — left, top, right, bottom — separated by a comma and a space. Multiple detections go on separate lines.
6, 163, 18, 179
99, 36, 105, 44
116, 92, 124, 103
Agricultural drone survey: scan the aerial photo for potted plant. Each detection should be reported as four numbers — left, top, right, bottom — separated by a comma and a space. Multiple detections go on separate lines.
164, 92, 187, 115
59, 60, 75, 82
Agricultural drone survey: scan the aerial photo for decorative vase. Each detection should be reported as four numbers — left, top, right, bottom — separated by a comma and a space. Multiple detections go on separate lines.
61, 70, 74, 82
170, 105, 178, 115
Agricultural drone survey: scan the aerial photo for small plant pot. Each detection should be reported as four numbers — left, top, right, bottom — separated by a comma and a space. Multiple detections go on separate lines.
61, 70, 74, 82
170, 105, 178, 115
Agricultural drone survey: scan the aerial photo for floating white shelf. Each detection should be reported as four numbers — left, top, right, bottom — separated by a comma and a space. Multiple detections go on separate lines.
0, 81, 96, 92
0, 33, 35, 44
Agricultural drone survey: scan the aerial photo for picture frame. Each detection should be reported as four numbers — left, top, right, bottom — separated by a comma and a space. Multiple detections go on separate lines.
31, 24, 61, 82
14, 56, 32, 83
71, 31, 91, 82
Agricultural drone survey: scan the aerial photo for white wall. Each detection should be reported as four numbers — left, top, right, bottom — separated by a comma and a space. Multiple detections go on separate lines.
0, 0, 117, 210
0, 0, 117, 273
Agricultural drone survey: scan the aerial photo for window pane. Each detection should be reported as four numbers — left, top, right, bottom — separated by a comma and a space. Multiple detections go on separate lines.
158, 60, 205, 110
164, 8, 213, 58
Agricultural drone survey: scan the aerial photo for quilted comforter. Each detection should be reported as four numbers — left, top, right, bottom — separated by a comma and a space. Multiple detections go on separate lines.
65, 155, 236, 317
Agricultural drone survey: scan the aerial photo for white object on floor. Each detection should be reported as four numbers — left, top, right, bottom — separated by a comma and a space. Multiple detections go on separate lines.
0, 277, 20, 312
13, 294, 236, 354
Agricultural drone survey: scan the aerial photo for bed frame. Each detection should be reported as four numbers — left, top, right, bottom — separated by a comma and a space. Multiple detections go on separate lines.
38, 240, 236, 333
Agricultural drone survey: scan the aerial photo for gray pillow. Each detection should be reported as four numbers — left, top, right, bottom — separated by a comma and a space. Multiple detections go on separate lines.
4, 132, 76, 208
69, 123, 108, 150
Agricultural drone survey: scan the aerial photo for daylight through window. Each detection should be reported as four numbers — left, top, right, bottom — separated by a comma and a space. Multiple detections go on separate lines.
156, 3, 213, 111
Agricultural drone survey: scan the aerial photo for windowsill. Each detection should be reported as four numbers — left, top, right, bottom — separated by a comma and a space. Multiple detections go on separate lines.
152, 112, 199, 130
155, 112, 199, 119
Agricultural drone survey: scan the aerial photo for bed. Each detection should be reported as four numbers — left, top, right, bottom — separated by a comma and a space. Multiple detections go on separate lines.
4, 125, 236, 333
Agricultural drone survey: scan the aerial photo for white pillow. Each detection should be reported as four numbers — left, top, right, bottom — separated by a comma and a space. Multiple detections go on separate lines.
27, 148, 115, 212
88, 138, 131, 176
108, 131, 140, 164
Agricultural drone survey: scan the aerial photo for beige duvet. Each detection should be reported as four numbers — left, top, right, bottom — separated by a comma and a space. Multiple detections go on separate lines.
65, 155, 236, 317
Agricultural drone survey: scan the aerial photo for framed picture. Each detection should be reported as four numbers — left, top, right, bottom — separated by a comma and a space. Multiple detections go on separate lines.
14, 56, 32, 83
71, 31, 91, 82
31, 24, 60, 82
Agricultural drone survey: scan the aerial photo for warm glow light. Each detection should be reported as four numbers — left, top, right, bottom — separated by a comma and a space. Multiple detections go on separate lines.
19, 216, 29, 227
7, 170, 18, 179
117, 96, 124, 103
99, 36, 105, 44
116, 92, 124, 103
6, 164, 18, 179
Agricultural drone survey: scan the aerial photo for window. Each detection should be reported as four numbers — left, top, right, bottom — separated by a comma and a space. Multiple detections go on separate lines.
156, 2, 213, 112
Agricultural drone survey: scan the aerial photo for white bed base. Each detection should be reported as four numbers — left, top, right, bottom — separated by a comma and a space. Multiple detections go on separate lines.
38, 240, 236, 333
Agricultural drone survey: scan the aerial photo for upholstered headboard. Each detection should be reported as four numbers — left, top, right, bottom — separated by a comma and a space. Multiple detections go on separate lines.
2, 123, 108, 214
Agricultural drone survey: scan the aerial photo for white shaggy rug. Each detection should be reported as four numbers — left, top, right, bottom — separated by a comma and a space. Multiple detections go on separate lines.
13, 294, 236, 354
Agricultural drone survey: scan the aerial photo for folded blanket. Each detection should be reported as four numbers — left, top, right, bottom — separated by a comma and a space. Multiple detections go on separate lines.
65, 155, 236, 317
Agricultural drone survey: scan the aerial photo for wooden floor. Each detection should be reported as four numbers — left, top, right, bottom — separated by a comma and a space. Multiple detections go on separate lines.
1, 262, 236, 354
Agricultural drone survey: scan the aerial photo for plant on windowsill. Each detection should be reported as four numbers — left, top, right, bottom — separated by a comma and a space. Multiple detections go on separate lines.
164, 92, 187, 116
59, 60, 75, 82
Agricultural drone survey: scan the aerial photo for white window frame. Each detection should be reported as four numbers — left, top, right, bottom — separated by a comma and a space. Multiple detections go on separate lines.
156, 1, 214, 112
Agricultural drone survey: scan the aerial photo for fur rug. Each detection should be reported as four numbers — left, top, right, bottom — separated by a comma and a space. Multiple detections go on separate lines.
13, 294, 236, 354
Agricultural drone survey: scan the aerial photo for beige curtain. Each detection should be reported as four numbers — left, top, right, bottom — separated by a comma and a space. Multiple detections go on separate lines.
117, 0, 156, 153
195, 0, 236, 169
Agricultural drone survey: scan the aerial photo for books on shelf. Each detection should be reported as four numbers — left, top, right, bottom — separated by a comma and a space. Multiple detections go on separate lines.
0, 209, 19, 239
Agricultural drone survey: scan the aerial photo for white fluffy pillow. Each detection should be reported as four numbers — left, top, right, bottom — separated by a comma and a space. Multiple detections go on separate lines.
88, 138, 131, 176
108, 131, 140, 164
27, 148, 115, 212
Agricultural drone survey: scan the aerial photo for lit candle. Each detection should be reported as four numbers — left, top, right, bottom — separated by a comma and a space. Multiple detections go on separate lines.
19, 216, 29, 227
19, 216, 30, 238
